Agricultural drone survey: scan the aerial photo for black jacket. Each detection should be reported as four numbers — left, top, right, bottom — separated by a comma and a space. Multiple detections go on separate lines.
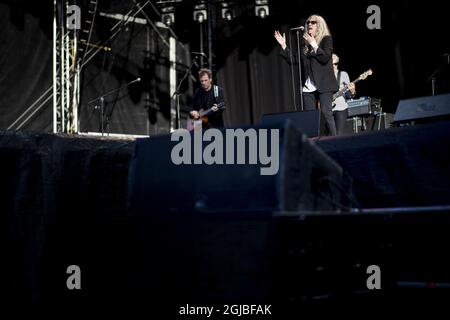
192, 85, 225, 128
281, 35, 338, 93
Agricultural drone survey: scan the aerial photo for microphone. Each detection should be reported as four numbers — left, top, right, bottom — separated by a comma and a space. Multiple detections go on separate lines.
290, 26, 305, 31
130, 77, 141, 84
192, 51, 207, 58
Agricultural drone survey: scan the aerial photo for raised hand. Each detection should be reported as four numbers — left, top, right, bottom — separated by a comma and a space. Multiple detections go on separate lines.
303, 33, 316, 46
274, 30, 287, 50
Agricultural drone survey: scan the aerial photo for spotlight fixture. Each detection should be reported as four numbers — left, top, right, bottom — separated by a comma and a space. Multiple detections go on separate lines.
255, 0, 269, 18
221, 2, 234, 21
193, 1, 207, 23
161, 6, 175, 26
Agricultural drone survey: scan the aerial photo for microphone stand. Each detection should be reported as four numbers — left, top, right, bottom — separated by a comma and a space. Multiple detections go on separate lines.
171, 56, 199, 130
427, 53, 450, 96
295, 30, 304, 111
288, 28, 304, 111
288, 32, 297, 110
88, 78, 140, 136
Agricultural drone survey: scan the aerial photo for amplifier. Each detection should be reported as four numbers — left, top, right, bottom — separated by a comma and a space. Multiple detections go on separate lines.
347, 97, 381, 117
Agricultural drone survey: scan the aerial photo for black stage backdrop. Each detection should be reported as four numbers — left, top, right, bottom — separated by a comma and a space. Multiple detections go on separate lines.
0, 1, 53, 132
78, 1, 187, 135
1, 0, 449, 133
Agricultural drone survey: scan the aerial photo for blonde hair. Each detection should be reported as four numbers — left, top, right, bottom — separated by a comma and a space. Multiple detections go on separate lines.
332, 53, 339, 63
303, 14, 331, 46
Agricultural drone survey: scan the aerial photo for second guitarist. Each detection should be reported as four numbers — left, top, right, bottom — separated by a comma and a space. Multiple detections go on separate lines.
190, 68, 226, 129
332, 54, 356, 135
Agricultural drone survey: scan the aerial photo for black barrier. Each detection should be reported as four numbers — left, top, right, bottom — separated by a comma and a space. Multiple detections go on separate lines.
128, 121, 352, 214
3, 129, 450, 313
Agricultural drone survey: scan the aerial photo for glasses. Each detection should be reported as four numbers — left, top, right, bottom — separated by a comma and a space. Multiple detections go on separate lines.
306, 20, 317, 25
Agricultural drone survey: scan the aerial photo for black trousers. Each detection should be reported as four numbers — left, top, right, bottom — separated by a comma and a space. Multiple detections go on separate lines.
333, 109, 348, 135
303, 91, 337, 136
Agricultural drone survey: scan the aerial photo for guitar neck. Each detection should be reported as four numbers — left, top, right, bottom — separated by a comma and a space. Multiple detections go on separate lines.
334, 87, 348, 100
200, 102, 224, 116
334, 78, 363, 99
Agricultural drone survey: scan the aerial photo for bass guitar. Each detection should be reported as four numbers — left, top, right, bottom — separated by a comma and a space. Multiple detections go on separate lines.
332, 69, 373, 106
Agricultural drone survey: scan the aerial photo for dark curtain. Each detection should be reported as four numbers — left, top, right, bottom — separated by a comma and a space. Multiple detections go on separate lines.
217, 45, 295, 127
0, 2, 52, 131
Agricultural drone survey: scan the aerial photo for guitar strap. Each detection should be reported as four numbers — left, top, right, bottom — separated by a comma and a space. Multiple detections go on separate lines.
337, 71, 342, 88
213, 85, 219, 102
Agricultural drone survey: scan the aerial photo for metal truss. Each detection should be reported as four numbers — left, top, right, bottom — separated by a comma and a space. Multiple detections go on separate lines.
53, 0, 98, 133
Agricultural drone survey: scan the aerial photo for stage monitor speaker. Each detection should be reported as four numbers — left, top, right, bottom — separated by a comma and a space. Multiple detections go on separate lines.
393, 93, 450, 124
260, 110, 321, 137
317, 120, 450, 208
